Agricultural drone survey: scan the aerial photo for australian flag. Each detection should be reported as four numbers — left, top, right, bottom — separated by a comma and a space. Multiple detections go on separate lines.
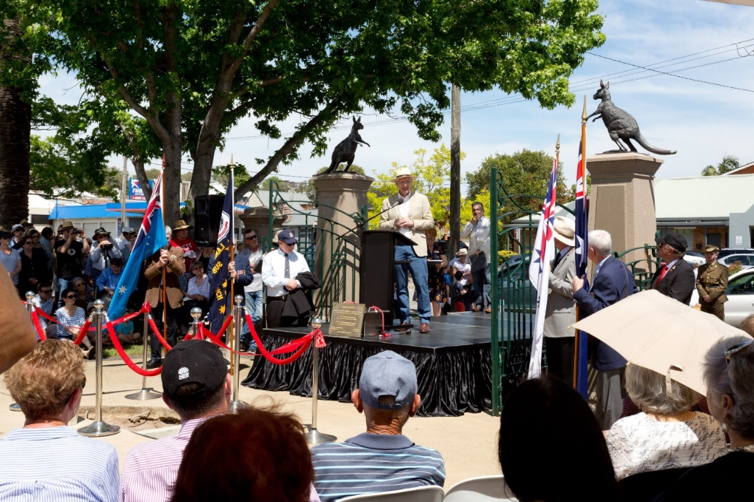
208, 171, 234, 332
527, 156, 558, 378
575, 127, 590, 397
108, 172, 168, 321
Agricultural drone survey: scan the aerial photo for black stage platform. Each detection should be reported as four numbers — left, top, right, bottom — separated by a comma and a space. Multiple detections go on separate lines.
241, 313, 493, 417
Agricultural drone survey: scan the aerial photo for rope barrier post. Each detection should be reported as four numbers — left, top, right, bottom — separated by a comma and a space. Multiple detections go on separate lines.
79, 300, 120, 437
126, 311, 162, 400
10, 293, 37, 412
190, 308, 203, 340
229, 295, 247, 413
305, 317, 336, 445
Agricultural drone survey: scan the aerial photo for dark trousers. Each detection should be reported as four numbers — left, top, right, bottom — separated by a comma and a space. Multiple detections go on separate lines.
595, 367, 627, 430
700, 301, 725, 321
150, 303, 178, 361
545, 336, 575, 383
266, 297, 309, 329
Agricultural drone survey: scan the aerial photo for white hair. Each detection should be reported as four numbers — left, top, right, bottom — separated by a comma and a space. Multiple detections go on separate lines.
588, 230, 612, 257
165, 226, 172, 238
626, 364, 700, 415
704, 337, 754, 440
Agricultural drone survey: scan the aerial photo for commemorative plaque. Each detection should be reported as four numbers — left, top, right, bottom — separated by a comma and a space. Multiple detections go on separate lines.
328, 302, 366, 338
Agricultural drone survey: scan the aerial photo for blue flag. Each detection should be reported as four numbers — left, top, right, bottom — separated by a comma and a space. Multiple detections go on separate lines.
108, 173, 168, 321
208, 172, 234, 332
575, 129, 590, 397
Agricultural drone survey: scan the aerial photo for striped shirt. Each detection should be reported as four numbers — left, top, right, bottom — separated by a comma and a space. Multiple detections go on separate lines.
120, 417, 322, 502
55, 306, 86, 340
311, 433, 446, 502
0, 426, 119, 502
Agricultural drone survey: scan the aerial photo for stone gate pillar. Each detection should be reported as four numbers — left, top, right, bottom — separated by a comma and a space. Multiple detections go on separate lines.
239, 207, 285, 248
586, 153, 663, 270
311, 173, 374, 316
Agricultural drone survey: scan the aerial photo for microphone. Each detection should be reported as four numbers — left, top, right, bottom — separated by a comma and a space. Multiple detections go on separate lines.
341, 194, 405, 238
397, 196, 405, 205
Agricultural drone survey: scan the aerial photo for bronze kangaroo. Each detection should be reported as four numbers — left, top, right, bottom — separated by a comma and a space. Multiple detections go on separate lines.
587, 80, 676, 155
324, 116, 371, 173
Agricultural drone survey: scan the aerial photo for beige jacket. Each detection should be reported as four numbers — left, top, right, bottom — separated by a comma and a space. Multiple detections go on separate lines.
378, 192, 434, 257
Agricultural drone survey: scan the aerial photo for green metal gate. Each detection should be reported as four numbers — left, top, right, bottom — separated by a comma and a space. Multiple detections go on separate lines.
267, 181, 368, 321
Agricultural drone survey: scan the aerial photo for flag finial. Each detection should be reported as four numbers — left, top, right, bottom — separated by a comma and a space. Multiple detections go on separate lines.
581, 96, 587, 123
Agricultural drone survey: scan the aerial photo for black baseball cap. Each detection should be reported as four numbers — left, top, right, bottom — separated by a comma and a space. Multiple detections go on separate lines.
656, 233, 687, 253
162, 340, 228, 402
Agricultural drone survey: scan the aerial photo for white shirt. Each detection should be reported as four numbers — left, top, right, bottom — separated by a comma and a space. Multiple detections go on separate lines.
262, 248, 311, 298
460, 216, 491, 257
240, 247, 264, 292
450, 257, 471, 285
397, 192, 412, 238
606, 412, 727, 480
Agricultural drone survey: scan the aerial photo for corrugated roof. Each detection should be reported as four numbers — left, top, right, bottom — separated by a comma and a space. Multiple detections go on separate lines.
655, 175, 754, 218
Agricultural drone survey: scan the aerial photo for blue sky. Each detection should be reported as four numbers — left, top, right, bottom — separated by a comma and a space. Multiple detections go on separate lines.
36, 0, 754, 194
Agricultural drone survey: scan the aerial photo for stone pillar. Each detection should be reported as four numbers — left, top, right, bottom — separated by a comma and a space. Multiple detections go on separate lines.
587, 153, 663, 269
239, 207, 285, 249
311, 173, 374, 315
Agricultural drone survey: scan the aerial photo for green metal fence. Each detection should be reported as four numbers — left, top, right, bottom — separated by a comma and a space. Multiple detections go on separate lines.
267, 181, 368, 321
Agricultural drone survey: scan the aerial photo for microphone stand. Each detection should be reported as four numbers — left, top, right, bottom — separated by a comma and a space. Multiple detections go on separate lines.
341, 197, 404, 239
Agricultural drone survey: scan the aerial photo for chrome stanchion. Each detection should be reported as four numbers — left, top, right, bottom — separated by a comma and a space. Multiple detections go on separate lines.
305, 317, 336, 445
190, 308, 203, 340
229, 295, 247, 413
126, 311, 161, 400
79, 300, 120, 437
10, 292, 36, 412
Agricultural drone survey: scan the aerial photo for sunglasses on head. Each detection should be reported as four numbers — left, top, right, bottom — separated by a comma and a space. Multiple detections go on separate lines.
725, 340, 753, 365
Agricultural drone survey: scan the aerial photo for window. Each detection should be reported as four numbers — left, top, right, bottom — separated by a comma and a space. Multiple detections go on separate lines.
727, 272, 754, 294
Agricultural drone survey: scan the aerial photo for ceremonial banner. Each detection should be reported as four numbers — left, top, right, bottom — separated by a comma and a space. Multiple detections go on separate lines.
208, 171, 234, 332
527, 157, 558, 378
108, 172, 168, 320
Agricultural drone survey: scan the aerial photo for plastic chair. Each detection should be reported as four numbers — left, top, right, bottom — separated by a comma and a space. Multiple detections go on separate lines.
337, 485, 444, 502
443, 475, 518, 502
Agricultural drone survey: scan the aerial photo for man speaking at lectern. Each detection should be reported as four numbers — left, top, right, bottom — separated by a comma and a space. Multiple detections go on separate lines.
379, 168, 434, 333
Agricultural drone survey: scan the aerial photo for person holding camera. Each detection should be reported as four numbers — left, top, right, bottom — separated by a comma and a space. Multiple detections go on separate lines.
54, 221, 90, 307
86, 227, 123, 284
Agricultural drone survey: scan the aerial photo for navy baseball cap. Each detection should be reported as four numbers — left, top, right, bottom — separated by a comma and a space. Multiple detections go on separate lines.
359, 351, 417, 410
278, 229, 297, 244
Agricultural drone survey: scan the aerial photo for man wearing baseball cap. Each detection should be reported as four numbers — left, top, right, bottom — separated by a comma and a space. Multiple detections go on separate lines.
261, 229, 312, 328
310, 351, 445, 501
120, 340, 231, 502
543, 216, 578, 382
652, 232, 695, 305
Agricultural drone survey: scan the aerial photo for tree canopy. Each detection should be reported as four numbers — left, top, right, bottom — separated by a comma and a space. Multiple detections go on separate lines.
8, 0, 604, 225
701, 155, 739, 176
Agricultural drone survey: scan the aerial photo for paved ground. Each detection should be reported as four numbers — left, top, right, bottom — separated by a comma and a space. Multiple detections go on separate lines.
0, 351, 502, 488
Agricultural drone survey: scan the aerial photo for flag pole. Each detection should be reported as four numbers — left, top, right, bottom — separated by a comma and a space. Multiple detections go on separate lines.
229, 156, 236, 375
573, 97, 588, 389
161, 155, 168, 346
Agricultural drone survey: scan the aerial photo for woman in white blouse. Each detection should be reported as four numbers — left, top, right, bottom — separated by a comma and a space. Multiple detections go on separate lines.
179, 261, 210, 333
605, 363, 727, 480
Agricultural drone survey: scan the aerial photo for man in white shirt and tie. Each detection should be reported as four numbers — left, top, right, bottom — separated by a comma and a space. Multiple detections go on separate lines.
262, 229, 311, 328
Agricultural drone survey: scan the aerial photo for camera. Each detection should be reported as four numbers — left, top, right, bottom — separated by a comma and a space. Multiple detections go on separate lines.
100, 243, 113, 251
72, 229, 82, 235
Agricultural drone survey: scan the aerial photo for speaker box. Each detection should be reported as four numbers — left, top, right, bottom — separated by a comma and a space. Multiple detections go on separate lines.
194, 195, 225, 246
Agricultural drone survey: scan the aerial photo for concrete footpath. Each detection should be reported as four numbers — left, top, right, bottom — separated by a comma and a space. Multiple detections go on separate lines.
0, 352, 502, 488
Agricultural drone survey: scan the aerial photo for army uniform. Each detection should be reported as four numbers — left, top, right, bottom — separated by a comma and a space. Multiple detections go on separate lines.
696, 245, 728, 321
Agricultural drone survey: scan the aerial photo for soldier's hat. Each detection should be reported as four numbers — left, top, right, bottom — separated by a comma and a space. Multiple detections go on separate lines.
704, 244, 720, 253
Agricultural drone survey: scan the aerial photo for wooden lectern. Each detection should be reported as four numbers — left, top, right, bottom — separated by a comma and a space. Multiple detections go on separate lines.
360, 230, 416, 327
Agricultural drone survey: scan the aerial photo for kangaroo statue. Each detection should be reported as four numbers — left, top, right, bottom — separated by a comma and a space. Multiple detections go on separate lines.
324, 116, 371, 174
587, 80, 676, 155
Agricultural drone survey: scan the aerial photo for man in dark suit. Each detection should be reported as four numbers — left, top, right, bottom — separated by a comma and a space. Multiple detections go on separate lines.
651, 233, 695, 305
572, 229, 637, 429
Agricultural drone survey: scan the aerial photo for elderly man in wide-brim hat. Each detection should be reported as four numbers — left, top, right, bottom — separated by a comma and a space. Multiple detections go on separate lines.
543, 216, 578, 382
378, 167, 435, 333
696, 244, 728, 321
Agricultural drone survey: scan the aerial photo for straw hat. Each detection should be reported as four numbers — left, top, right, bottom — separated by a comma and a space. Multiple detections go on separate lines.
552, 217, 575, 247
173, 219, 193, 231
392, 167, 417, 182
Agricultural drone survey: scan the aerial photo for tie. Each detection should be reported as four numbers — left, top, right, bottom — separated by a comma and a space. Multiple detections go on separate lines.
654, 262, 668, 288
284, 254, 290, 279
552, 252, 562, 270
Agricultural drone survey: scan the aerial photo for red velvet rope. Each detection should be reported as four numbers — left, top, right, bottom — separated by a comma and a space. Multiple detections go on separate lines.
199, 322, 309, 358
72, 320, 92, 346
105, 321, 162, 377
242, 314, 317, 365
30, 310, 47, 341
147, 317, 173, 351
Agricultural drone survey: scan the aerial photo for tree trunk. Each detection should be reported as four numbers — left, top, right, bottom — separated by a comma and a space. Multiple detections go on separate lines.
0, 18, 31, 229
162, 140, 182, 226
449, 84, 461, 257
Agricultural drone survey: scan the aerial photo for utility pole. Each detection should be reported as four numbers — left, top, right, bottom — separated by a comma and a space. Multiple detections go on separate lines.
449, 84, 461, 257
120, 157, 128, 234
